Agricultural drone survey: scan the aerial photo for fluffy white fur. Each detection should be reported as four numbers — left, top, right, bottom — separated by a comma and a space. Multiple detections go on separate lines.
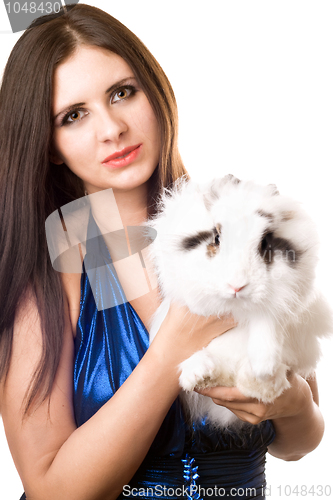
148, 175, 332, 428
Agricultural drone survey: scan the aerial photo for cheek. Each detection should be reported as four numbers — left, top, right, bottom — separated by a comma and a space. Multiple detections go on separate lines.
145, 109, 160, 144
147, 114, 161, 148
134, 98, 160, 147
53, 129, 93, 165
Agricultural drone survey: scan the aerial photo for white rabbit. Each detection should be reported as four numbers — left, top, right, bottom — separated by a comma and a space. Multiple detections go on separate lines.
148, 174, 332, 429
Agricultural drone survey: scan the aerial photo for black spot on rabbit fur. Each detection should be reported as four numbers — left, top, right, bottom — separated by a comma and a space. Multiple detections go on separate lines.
259, 232, 300, 267
181, 231, 213, 250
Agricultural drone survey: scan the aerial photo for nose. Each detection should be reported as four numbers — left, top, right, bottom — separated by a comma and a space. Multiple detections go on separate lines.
228, 284, 248, 294
95, 108, 128, 143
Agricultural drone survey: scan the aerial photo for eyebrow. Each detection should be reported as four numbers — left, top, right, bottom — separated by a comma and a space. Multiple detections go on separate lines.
53, 76, 137, 120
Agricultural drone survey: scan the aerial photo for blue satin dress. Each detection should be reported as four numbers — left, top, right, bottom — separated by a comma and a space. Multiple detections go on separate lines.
20, 215, 275, 500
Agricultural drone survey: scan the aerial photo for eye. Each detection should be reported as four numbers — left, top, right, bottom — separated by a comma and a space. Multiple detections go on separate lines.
61, 109, 87, 126
111, 86, 136, 104
260, 232, 273, 254
67, 110, 84, 122
113, 89, 128, 101
213, 225, 221, 246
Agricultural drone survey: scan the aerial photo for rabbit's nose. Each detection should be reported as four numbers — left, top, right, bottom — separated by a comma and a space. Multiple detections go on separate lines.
229, 284, 248, 293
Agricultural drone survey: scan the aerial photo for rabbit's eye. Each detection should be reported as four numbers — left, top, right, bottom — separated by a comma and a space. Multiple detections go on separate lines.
259, 232, 274, 263
260, 232, 273, 253
213, 224, 221, 246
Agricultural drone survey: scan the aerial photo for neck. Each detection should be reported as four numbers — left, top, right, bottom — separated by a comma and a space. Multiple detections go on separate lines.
86, 183, 149, 263
113, 185, 148, 228
87, 182, 149, 231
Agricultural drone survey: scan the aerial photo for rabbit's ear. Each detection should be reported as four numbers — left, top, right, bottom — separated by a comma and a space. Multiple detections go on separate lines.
224, 173, 241, 185
204, 174, 241, 210
203, 186, 219, 210
268, 184, 279, 196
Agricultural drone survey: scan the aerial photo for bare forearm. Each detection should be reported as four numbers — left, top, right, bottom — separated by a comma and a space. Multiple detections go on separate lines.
268, 376, 324, 461
37, 353, 178, 498
29, 342, 182, 500
8, 302, 235, 500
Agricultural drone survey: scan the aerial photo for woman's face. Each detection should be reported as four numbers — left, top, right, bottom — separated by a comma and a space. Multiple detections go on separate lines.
52, 45, 161, 195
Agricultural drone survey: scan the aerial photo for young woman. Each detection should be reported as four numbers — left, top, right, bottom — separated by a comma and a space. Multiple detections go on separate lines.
0, 4, 324, 500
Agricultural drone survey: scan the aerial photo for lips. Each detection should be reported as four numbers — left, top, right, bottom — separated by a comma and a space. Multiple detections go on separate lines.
102, 144, 142, 168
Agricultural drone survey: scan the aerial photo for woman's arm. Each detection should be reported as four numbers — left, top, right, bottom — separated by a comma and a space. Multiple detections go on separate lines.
196, 373, 324, 461
267, 374, 324, 461
0, 290, 235, 500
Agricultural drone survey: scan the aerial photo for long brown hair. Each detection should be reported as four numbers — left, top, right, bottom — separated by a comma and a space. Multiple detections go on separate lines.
0, 4, 188, 415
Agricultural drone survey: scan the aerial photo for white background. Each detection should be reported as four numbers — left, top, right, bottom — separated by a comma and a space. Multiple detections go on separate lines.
1, 1, 333, 498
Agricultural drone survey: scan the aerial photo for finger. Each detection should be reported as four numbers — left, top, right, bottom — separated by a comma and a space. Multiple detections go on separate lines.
194, 386, 258, 404
194, 386, 273, 421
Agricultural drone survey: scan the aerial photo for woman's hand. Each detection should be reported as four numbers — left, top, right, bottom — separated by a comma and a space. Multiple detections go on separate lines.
195, 372, 325, 461
194, 372, 306, 425
151, 302, 237, 363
